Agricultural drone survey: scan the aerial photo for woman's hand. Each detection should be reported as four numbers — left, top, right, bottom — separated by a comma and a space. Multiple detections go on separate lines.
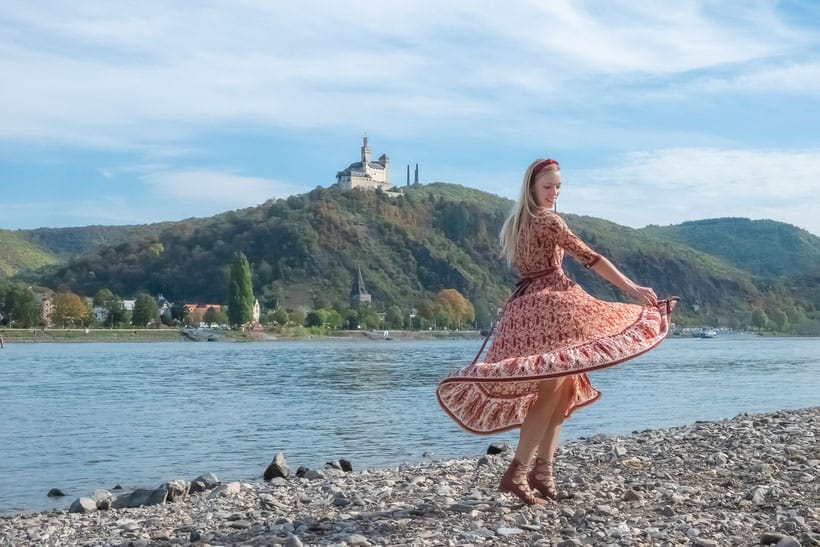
630, 285, 658, 307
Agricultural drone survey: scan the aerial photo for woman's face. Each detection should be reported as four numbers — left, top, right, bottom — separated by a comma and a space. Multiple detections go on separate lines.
531, 170, 561, 209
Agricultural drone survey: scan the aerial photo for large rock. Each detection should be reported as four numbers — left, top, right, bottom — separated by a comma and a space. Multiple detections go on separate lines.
264, 452, 289, 480
112, 488, 168, 509
189, 472, 220, 493
46, 488, 65, 498
208, 481, 242, 499
69, 497, 97, 513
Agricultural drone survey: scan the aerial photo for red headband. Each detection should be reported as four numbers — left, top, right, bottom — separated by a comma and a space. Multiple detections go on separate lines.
532, 159, 560, 180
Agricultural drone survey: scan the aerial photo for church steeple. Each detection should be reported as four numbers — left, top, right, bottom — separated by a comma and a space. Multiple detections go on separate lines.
350, 265, 372, 307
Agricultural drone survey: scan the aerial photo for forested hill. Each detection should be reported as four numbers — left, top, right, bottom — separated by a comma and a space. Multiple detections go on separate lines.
641, 218, 820, 279
0, 229, 60, 277
24, 182, 820, 329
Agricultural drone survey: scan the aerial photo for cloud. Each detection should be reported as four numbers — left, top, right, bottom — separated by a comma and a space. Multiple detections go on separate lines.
0, 1, 813, 147
142, 169, 305, 210
563, 148, 820, 234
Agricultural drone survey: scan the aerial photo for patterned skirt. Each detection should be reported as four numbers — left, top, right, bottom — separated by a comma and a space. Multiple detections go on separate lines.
437, 279, 678, 435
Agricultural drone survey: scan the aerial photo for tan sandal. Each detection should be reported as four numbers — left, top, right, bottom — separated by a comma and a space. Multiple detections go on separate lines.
499, 459, 546, 506
528, 457, 558, 500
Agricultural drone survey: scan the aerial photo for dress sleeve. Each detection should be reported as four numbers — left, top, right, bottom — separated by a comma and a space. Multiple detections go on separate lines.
545, 214, 602, 269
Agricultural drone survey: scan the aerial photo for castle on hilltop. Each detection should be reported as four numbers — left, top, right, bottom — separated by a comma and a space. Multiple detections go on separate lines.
335, 136, 403, 196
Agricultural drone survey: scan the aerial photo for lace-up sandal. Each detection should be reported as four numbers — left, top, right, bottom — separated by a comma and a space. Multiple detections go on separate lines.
499, 458, 546, 506
528, 457, 558, 500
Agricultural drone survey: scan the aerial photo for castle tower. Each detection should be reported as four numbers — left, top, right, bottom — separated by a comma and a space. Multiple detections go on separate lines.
361, 136, 371, 165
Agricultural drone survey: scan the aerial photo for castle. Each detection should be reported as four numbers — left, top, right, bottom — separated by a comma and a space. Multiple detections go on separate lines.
336, 136, 403, 196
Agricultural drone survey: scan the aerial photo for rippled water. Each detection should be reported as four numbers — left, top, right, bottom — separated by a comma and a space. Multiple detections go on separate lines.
1, 336, 818, 514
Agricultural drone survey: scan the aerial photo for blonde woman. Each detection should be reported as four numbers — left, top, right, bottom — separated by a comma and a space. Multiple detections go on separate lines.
437, 158, 678, 505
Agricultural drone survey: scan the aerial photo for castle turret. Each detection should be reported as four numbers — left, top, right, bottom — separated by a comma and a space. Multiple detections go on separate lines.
361, 135, 371, 165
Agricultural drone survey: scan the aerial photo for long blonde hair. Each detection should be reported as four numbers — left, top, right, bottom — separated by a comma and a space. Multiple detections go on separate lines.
499, 158, 560, 266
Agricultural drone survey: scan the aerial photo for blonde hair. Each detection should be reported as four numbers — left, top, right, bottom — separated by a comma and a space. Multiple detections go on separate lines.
499, 158, 560, 266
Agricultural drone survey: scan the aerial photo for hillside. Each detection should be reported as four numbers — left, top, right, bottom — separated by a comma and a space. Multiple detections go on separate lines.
641, 218, 820, 279
0, 230, 60, 278
19, 223, 174, 260
24, 183, 812, 329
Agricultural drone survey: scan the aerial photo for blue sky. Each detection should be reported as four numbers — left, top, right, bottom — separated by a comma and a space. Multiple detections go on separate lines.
2, 1, 820, 235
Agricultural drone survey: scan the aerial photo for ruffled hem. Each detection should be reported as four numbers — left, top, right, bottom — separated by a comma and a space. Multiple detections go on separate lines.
436, 298, 678, 435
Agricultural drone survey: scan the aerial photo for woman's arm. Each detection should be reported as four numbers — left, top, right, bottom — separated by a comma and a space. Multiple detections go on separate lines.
590, 256, 658, 307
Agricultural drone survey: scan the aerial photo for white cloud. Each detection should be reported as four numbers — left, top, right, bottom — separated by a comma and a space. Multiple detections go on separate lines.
0, 1, 813, 147
561, 148, 820, 235
142, 169, 305, 209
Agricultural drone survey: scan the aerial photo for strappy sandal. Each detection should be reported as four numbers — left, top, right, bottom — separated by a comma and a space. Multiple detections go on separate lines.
528, 457, 558, 500
499, 458, 546, 506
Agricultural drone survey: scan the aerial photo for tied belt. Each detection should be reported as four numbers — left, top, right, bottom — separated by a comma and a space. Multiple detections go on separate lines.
469, 266, 557, 365
509, 267, 558, 302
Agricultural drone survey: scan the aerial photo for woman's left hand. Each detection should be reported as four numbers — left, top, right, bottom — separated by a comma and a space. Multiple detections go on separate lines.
631, 285, 657, 307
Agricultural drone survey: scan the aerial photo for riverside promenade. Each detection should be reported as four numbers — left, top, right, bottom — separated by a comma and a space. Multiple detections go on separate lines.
1, 407, 818, 546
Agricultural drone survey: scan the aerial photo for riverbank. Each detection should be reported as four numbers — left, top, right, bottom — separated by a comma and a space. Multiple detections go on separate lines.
2, 406, 817, 546
0, 327, 481, 344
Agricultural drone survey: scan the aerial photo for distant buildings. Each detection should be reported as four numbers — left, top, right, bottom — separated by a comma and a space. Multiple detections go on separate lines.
336, 136, 402, 197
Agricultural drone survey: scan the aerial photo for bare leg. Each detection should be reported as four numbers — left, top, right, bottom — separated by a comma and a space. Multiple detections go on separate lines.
499, 378, 567, 505
529, 378, 574, 499
513, 377, 568, 463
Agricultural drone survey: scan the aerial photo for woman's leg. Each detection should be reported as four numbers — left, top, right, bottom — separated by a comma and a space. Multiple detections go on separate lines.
500, 377, 567, 504
529, 378, 574, 498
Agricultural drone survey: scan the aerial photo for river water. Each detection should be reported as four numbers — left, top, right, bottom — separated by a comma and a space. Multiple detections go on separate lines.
1, 335, 818, 514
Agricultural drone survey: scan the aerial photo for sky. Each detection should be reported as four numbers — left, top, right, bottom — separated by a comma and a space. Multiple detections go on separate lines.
2, 1, 820, 235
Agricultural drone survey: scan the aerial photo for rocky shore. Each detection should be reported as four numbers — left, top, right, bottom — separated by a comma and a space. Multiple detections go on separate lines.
2, 407, 818, 547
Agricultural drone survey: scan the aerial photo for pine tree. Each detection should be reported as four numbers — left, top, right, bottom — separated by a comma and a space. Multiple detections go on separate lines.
228, 251, 254, 327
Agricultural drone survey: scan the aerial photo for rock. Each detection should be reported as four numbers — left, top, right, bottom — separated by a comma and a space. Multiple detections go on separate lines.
497, 527, 525, 536
761, 532, 786, 544
487, 442, 509, 454
208, 481, 242, 499
285, 535, 304, 547
304, 469, 326, 480
295, 465, 309, 478
623, 488, 643, 501
264, 452, 290, 480
46, 488, 65, 497
775, 537, 802, 547
188, 479, 208, 494
339, 458, 353, 472
69, 497, 97, 513
193, 472, 220, 489
162, 479, 190, 502
111, 487, 168, 509
346, 533, 370, 546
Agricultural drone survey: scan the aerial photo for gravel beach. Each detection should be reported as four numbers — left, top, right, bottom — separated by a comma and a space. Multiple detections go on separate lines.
2, 406, 818, 547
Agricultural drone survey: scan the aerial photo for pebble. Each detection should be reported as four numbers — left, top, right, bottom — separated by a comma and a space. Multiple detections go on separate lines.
1, 406, 819, 546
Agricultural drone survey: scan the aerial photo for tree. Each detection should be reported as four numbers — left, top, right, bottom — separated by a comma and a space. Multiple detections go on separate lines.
385, 305, 404, 329
132, 293, 160, 327
1, 284, 41, 328
305, 311, 323, 327
271, 308, 289, 326
93, 288, 115, 306
228, 251, 254, 327
751, 308, 769, 331
203, 306, 227, 327
53, 291, 91, 328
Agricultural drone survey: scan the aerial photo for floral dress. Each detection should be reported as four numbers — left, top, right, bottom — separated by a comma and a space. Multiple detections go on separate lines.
437, 211, 677, 434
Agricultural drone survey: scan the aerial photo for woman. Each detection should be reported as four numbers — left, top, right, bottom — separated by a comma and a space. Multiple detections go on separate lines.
437, 158, 678, 505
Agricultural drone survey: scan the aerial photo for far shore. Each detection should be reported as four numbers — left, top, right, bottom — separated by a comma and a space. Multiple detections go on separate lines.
0, 327, 484, 344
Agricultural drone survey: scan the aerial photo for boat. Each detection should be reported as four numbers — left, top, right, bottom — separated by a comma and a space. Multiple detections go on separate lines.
695, 328, 718, 338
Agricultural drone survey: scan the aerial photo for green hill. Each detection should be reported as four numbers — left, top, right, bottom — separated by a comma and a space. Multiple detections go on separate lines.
26, 183, 817, 330
0, 230, 60, 278
641, 218, 820, 279
20, 223, 174, 260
